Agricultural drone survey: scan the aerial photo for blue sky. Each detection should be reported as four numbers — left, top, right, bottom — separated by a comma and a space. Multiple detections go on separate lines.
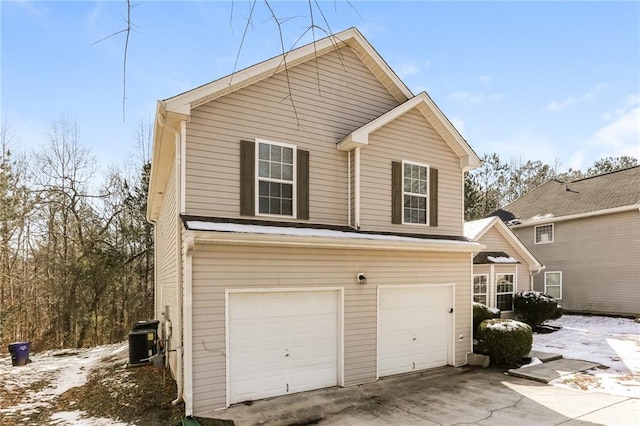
2, 1, 639, 172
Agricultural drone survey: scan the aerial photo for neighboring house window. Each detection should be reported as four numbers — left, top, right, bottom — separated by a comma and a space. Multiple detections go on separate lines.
402, 161, 429, 225
240, 140, 309, 219
535, 224, 554, 244
473, 275, 488, 305
496, 274, 515, 311
257, 140, 295, 216
545, 271, 562, 299
391, 161, 438, 226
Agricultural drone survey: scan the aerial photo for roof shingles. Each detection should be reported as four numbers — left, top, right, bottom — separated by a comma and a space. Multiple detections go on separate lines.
498, 166, 640, 223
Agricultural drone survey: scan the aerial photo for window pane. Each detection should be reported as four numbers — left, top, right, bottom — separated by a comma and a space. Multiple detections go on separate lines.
404, 195, 411, 208
419, 167, 427, 180
270, 198, 281, 215
259, 196, 269, 214
259, 143, 270, 160
419, 180, 427, 194
271, 162, 282, 179
473, 295, 487, 305
404, 178, 411, 192
259, 181, 269, 196
404, 209, 411, 223
547, 273, 560, 286
496, 294, 513, 311
410, 209, 419, 223
282, 164, 293, 181
269, 182, 281, 197
411, 180, 420, 193
404, 164, 411, 177
282, 183, 292, 199
258, 160, 270, 178
418, 210, 426, 224
418, 197, 426, 210
282, 199, 293, 216
283, 147, 293, 164
411, 165, 419, 179
271, 145, 281, 162
547, 286, 561, 299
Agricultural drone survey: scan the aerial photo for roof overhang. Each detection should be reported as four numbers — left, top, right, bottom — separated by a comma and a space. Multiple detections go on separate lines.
337, 92, 481, 172
510, 204, 640, 229
468, 217, 543, 272
183, 221, 485, 253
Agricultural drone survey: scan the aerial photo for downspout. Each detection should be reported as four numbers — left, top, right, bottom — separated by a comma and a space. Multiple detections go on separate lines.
347, 151, 351, 228
354, 147, 361, 230
529, 265, 546, 291
184, 236, 195, 416
171, 115, 184, 405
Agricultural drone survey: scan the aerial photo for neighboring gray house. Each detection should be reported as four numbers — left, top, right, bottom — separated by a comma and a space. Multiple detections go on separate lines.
495, 166, 640, 316
464, 217, 543, 316
147, 28, 482, 417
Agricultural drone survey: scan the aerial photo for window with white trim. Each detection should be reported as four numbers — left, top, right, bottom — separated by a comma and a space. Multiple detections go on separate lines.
257, 140, 295, 216
473, 275, 488, 305
496, 273, 515, 311
402, 161, 429, 224
535, 224, 554, 244
545, 271, 562, 300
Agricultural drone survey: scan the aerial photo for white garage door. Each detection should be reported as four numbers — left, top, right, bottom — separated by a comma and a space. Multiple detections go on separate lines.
378, 285, 452, 377
228, 290, 339, 404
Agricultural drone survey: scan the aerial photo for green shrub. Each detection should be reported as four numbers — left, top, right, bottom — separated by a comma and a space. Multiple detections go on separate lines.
551, 304, 564, 320
513, 291, 561, 327
476, 319, 533, 366
473, 302, 500, 338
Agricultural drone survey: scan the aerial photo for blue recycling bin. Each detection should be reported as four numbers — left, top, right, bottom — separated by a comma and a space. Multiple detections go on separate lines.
8, 342, 31, 366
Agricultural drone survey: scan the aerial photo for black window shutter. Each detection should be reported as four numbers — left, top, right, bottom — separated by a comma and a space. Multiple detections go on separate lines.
240, 140, 255, 216
391, 161, 402, 224
429, 167, 438, 227
297, 149, 310, 220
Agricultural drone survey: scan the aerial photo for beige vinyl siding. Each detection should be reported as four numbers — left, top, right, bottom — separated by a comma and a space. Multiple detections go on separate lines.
359, 108, 464, 236
190, 244, 472, 415
184, 46, 399, 224
154, 158, 180, 374
513, 211, 640, 316
476, 226, 532, 295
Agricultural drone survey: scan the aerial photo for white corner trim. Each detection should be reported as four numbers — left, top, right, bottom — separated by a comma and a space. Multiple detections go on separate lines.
183, 237, 194, 416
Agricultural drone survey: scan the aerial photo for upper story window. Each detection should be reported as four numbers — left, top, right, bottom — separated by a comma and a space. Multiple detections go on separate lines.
535, 224, 554, 244
240, 139, 309, 220
402, 161, 429, 225
257, 140, 296, 216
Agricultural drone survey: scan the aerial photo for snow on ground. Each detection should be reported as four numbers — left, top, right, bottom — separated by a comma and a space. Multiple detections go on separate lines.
533, 314, 640, 398
0, 342, 128, 424
49, 411, 130, 426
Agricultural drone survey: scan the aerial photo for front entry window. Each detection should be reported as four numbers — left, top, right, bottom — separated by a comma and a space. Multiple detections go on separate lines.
496, 274, 514, 311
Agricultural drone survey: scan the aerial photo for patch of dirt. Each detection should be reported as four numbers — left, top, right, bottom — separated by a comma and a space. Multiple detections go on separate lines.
561, 373, 601, 391
53, 360, 185, 426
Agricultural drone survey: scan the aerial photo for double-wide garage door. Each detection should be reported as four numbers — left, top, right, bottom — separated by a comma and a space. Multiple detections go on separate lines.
378, 285, 452, 377
228, 290, 339, 404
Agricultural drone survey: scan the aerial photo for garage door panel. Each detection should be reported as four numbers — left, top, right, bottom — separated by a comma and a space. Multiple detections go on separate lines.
379, 286, 452, 377
228, 290, 339, 404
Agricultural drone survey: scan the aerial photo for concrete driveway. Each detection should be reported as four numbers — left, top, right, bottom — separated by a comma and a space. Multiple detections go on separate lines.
207, 367, 638, 426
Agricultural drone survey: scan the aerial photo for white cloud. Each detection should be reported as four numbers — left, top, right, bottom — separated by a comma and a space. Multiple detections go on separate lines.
448, 91, 502, 105
392, 59, 430, 79
546, 81, 609, 112
450, 117, 465, 135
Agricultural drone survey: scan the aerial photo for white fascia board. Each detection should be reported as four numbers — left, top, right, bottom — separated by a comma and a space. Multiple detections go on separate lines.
185, 229, 485, 253
510, 204, 640, 229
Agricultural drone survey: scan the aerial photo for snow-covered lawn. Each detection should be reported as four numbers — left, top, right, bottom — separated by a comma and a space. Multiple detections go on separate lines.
0, 342, 129, 425
533, 314, 640, 398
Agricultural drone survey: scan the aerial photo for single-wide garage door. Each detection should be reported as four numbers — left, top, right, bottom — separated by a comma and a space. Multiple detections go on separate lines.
378, 285, 452, 377
228, 290, 339, 404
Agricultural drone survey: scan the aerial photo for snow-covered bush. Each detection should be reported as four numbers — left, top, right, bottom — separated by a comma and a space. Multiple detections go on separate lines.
476, 319, 532, 366
514, 291, 562, 328
473, 302, 501, 338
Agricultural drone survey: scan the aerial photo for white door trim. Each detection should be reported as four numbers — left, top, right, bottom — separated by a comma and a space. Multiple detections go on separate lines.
376, 283, 455, 380
225, 287, 344, 407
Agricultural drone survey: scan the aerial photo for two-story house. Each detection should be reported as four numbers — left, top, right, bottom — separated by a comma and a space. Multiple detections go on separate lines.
147, 28, 482, 418
495, 166, 640, 317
